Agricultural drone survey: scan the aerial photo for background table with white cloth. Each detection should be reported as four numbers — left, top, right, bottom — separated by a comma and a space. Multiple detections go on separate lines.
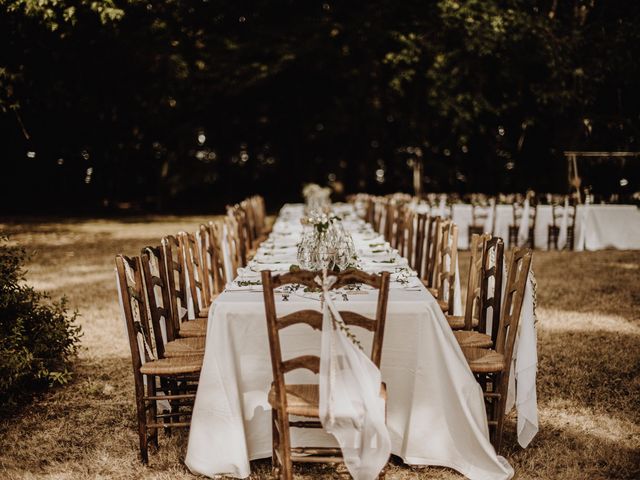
431, 203, 640, 251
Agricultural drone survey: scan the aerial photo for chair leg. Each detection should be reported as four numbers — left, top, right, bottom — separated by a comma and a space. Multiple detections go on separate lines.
278, 409, 293, 480
135, 375, 149, 464
147, 376, 159, 449
492, 372, 509, 454
271, 409, 280, 478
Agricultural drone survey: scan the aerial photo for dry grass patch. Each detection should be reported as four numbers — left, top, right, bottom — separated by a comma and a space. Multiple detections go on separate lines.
1, 218, 639, 479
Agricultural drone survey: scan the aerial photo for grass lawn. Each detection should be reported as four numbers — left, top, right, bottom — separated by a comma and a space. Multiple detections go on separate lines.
1, 216, 639, 479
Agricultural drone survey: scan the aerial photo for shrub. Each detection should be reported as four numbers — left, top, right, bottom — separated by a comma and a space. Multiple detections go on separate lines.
0, 235, 81, 412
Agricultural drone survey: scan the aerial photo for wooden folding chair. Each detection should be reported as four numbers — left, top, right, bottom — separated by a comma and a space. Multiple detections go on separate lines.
115, 255, 202, 464
262, 269, 391, 479
461, 247, 533, 453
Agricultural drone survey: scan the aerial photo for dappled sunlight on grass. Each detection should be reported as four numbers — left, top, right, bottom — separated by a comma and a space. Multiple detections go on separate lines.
540, 403, 639, 444
539, 308, 640, 335
1, 219, 638, 479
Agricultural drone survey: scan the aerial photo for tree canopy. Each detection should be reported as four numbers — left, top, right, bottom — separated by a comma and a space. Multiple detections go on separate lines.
1, 0, 639, 212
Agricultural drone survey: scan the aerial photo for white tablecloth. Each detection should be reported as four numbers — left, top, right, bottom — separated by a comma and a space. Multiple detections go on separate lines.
434, 203, 640, 251
574, 205, 640, 251
185, 204, 515, 479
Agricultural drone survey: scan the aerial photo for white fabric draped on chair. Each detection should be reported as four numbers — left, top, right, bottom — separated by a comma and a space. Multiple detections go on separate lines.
318, 274, 391, 480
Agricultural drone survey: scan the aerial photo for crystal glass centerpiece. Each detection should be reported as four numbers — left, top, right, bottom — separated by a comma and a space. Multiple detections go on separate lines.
297, 211, 357, 271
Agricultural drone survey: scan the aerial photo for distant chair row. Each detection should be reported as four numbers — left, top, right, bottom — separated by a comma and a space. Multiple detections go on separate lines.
350, 192, 577, 250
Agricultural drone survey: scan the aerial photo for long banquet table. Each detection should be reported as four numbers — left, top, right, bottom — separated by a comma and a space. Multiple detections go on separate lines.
185, 204, 515, 480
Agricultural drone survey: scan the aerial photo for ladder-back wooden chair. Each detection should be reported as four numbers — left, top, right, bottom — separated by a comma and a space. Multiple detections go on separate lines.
261, 268, 391, 479
224, 215, 242, 278
423, 216, 443, 289
434, 222, 458, 314
469, 203, 495, 238
249, 195, 270, 239
204, 221, 228, 292
447, 233, 487, 332
383, 199, 397, 243
178, 231, 210, 319
365, 196, 376, 226
115, 255, 202, 464
508, 202, 537, 249
548, 199, 576, 250
398, 209, 415, 266
162, 235, 207, 338
461, 247, 533, 453
240, 198, 261, 249
411, 213, 428, 279
141, 246, 205, 358
477, 237, 505, 346
373, 197, 386, 234
227, 204, 252, 265
452, 235, 502, 348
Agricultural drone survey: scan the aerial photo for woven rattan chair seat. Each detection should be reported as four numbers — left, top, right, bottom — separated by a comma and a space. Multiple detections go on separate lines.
268, 383, 387, 418
453, 330, 493, 348
437, 299, 449, 312
139, 354, 202, 375
445, 314, 479, 330
197, 304, 213, 319
179, 319, 207, 337
164, 337, 206, 357
461, 347, 505, 373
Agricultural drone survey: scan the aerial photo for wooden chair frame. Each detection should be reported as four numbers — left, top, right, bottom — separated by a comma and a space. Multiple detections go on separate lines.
141, 246, 173, 357
548, 200, 576, 250
261, 268, 390, 479
467, 247, 532, 452
161, 235, 189, 336
205, 220, 228, 292
469, 203, 495, 239
478, 237, 505, 343
508, 202, 537, 249
178, 231, 209, 318
435, 223, 458, 314
425, 216, 442, 288
461, 233, 490, 330
115, 255, 199, 464
412, 213, 428, 279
